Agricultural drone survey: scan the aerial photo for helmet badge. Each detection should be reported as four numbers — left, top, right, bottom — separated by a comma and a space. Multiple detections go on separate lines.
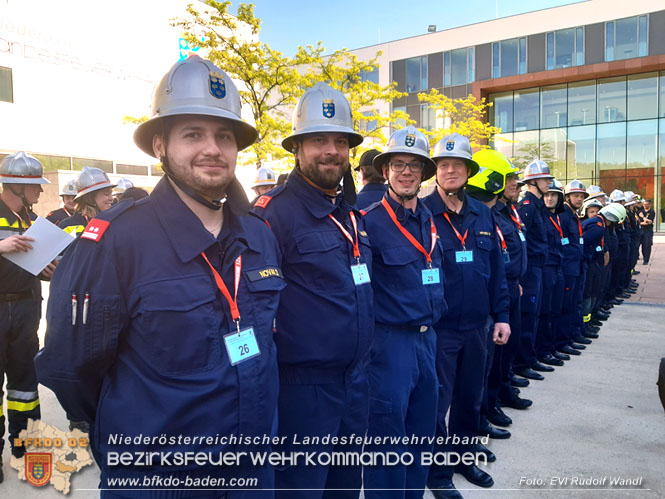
209, 71, 226, 99
446, 141, 455, 151
405, 133, 416, 147
322, 98, 335, 118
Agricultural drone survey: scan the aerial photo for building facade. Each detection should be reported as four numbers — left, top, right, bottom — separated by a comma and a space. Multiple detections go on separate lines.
349, 0, 665, 230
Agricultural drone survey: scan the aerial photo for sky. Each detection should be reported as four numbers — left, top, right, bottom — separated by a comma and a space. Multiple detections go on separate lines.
235, 0, 586, 55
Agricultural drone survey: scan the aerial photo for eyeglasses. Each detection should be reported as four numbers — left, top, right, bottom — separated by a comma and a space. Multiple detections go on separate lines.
388, 161, 425, 173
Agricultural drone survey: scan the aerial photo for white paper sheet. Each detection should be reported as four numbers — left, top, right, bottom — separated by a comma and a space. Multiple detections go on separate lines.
2, 217, 75, 276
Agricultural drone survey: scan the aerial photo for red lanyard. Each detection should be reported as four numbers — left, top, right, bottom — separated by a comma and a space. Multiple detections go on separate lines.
328, 212, 360, 262
509, 205, 522, 231
381, 198, 437, 267
550, 214, 563, 239
575, 215, 583, 238
495, 224, 506, 252
201, 252, 242, 327
442, 212, 469, 250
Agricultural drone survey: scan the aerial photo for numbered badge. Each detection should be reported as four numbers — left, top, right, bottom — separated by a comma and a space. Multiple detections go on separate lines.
351, 263, 371, 285
455, 250, 474, 263
503, 252, 511, 263
579, 237, 584, 244
422, 268, 440, 285
561, 237, 569, 245
224, 327, 261, 366
518, 231, 526, 242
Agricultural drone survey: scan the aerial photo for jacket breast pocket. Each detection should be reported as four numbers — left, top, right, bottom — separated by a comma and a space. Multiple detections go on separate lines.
135, 276, 221, 376
293, 230, 347, 291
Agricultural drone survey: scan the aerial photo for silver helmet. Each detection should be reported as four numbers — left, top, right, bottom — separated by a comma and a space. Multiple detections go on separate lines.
522, 159, 554, 181
252, 167, 277, 189
282, 82, 363, 153
623, 190, 637, 206
113, 178, 134, 196
548, 179, 564, 194
75, 166, 116, 200
134, 55, 258, 157
600, 202, 626, 224
431, 133, 480, 176
372, 126, 436, 181
60, 179, 78, 196
0, 152, 50, 185
564, 179, 588, 197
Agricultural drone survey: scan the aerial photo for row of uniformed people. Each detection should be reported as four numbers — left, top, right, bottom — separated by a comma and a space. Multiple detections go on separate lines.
25, 54, 632, 499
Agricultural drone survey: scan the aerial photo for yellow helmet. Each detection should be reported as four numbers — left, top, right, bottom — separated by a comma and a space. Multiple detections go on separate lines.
468, 150, 519, 194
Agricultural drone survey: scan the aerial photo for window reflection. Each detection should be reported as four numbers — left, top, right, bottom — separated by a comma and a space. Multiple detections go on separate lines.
627, 73, 658, 121
541, 85, 567, 129
514, 88, 539, 131
540, 128, 567, 179
597, 77, 626, 123
568, 81, 596, 126
568, 125, 596, 181
513, 130, 539, 169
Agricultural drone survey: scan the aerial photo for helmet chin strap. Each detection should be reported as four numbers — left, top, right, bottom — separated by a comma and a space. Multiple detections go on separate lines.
7, 184, 31, 210
388, 181, 419, 201
533, 180, 549, 198
161, 155, 225, 211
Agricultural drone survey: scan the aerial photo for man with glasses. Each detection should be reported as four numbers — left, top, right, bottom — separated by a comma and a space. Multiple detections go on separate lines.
361, 126, 446, 498
425, 134, 510, 497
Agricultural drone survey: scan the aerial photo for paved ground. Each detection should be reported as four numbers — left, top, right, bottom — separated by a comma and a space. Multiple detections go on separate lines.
2, 242, 664, 497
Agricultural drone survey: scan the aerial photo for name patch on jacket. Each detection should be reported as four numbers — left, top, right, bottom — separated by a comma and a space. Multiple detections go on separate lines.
477, 231, 492, 237
81, 219, 110, 242
246, 267, 283, 281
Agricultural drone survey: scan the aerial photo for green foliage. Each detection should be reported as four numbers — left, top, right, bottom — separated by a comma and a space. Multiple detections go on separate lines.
417, 89, 501, 149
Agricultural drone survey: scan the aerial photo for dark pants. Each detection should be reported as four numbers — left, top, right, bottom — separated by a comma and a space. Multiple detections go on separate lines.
429, 326, 487, 483
583, 261, 602, 325
641, 230, 653, 264
364, 325, 438, 499
515, 265, 543, 371
489, 279, 521, 404
0, 299, 41, 454
558, 274, 580, 350
536, 266, 564, 358
275, 364, 368, 499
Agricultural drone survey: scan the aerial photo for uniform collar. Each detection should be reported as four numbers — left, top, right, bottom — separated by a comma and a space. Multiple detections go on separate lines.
383, 192, 429, 223
288, 170, 346, 219
151, 177, 257, 263
426, 188, 477, 217
524, 190, 545, 207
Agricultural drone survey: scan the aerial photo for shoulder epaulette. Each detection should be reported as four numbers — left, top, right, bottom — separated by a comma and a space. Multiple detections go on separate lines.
252, 184, 287, 210
80, 199, 138, 243
522, 199, 530, 205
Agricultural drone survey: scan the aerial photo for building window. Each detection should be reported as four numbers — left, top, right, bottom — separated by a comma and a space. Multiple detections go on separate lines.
72, 157, 113, 174
392, 105, 408, 130
514, 88, 539, 131
546, 27, 584, 70
443, 47, 475, 86
491, 38, 527, 78
597, 76, 626, 123
116, 164, 149, 176
421, 105, 436, 132
406, 56, 427, 93
540, 84, 567, 129
0, 66, 13, 103
489, 91, 514, 132
32, 154, 70, 172
605, 15, 648, 62
358, 111, 378, 133
627, 72, 658, 121
568, 80, 596, 126
359, 68, 379, 84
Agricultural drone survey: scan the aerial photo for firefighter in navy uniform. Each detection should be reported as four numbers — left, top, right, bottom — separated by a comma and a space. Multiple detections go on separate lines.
0, 152, 55, 483
557, 180, 590, 355
425, 134, 510, 498
537, 180, 566, 368
465, 150, 527, 441
514, 160, 553, 381
580, 198, 608, 336
252, 82, 373, 499
58, 167, 116, 237
362, 127, 446, 498
471, 152, 531, 419
46, 179, 77, 226
35, 56, 284, 498
639, 198, 656, 264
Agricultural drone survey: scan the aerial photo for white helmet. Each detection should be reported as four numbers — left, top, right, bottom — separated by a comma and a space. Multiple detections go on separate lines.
60, 179, 78, 196
600, 202, 626, 224
252, 167, 277, 189
581, 197, 603, 218
113, 178, 134, 196
609, 189, 626, 203
586, 185, 606, 201
282, 82, 363, 153
623, 190, 637, 206
134, 55, 258, 157
372, 126, 437, 181
75, 166, 116, 200
431, 133, 480, 176
0, 152, 50, 185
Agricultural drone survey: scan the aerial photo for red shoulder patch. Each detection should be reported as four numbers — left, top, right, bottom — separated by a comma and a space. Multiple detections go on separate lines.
80, 219, 110, 242
522, 200, 530, 205
597, 221, 603, 227
255, 195, 272, 209
360, 210, 367, 216
47, 211, 55, 217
